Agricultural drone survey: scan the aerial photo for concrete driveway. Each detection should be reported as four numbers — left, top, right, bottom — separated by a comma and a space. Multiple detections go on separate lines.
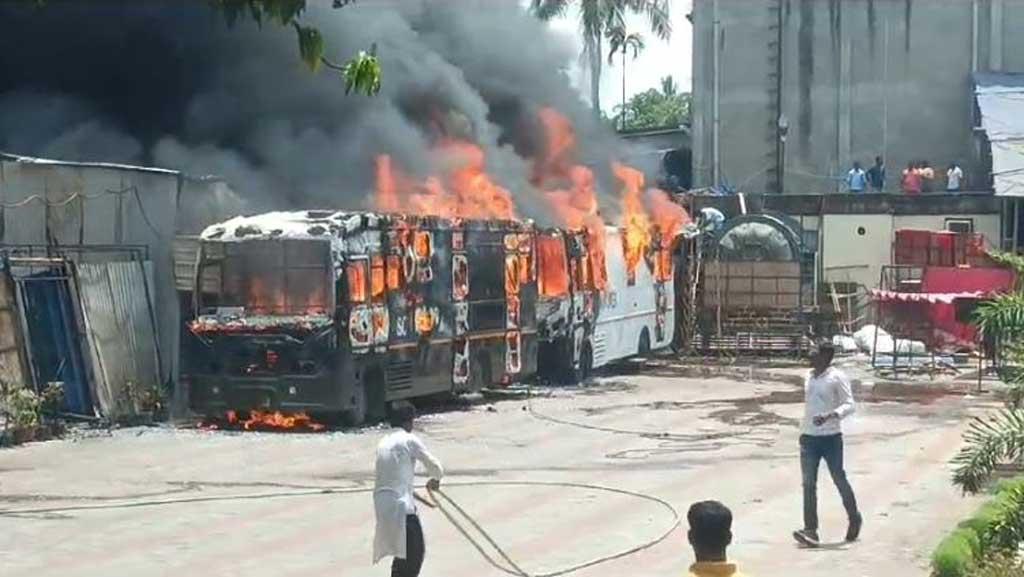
0, 358, 994, 576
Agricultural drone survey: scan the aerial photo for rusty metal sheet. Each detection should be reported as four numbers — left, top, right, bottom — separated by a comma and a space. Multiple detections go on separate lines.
173, 236, 200, 292
76, 261, 161, 419
0, 270, 29, 389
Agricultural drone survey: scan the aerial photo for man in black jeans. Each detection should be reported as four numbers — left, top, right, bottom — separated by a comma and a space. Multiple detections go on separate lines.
793, 343, 862, 547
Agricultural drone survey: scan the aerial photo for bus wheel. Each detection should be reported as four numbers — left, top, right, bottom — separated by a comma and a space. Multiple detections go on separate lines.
638, 328, 651, 357
570, 342, 593, 384
342, 381, 368, 427
344, 370, 386, 426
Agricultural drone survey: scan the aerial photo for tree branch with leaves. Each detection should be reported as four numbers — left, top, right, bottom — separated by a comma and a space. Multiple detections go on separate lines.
531, 0, 671, 118
212, 0, 381, 95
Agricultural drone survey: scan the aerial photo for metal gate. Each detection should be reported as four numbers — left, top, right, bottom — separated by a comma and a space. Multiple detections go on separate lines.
8, 262, 93, 415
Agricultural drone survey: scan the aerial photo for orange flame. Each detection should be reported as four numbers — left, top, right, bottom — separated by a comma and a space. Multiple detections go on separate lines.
613, 162, 652, 280
226, 410, 326, 432
533, 107, 608, 291
537, 235, 570, 298
375, 141, 516, 220
646, 188, 690, 249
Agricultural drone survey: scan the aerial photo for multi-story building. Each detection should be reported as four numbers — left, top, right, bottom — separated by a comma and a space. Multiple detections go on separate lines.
690, 0, 1024, 194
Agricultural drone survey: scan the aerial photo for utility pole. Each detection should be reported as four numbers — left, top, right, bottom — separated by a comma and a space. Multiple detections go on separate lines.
778, 114, 789, 195
712, 0, 721, 189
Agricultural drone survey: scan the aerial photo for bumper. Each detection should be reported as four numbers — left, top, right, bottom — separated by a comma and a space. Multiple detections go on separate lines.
187, 374, 344, 414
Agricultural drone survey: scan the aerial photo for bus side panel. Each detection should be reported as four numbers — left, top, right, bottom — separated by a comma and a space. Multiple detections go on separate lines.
592, 228, 662, 369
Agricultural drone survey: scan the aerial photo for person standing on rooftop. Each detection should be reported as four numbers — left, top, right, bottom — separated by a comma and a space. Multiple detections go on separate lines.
866, 156, 885, 192
846, 161, 867, 193
947, 162, 964, 192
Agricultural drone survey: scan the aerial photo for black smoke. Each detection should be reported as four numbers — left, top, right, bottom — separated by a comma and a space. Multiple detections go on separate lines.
0, 1, 628, 222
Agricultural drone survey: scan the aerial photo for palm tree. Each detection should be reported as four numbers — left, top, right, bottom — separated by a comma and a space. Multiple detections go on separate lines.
607, 25, 645, 130
660, 75, 678, 97
531, 0, 672, 118
952, 252, 1024, 494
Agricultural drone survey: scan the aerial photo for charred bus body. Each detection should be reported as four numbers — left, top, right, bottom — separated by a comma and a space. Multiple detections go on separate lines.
183, 211, 537, 424
182, 210, 677, 422
534, 225, 676, 383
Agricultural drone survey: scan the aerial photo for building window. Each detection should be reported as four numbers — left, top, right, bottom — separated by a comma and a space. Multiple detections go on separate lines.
945, 218, 974, 234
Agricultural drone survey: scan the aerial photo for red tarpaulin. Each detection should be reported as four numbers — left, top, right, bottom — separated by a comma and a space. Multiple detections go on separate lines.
871, 267, 1017, 350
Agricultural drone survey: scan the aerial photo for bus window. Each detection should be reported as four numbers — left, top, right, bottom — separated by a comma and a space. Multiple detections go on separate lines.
347, 261, 368, 304
536, 236, 569, 298
414, 231, 432, 259
386, 255, 402, 290
370, 256, 386, 302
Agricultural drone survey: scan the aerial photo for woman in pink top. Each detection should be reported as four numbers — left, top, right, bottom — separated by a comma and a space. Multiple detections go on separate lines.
902, 162, 922, 195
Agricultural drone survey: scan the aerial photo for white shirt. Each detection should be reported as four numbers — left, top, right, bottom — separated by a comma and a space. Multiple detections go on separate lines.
947, 166, 963, 190
372, 429, 443, 563
802, 366, 855, 436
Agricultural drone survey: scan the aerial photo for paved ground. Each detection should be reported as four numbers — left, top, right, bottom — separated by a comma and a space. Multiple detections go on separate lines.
0, 357, 998, 577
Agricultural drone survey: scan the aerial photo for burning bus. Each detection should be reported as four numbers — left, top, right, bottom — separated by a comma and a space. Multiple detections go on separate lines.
182, 210, 537, 425
534, 225, 677, 383
180, 108, 689, 424
182, 209, 680, 423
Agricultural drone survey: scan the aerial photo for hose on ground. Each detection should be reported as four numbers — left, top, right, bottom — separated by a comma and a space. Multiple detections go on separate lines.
1, 480, 680, 577
427, 481, 680, 577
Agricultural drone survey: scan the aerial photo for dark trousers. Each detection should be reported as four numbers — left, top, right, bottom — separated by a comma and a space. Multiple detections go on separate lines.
800, 434, 859, 532
391, 514, 425, 577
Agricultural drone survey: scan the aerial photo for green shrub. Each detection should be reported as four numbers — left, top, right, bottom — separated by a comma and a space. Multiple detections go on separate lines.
932, 477, 1024, 577
933, 528, 981, 577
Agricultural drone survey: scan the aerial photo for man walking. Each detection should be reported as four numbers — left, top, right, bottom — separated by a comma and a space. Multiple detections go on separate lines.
793, 343, 862, 547
687, 501, 748, 577
373, 401, 444, 577
845, 161, 867, 193
866, 156, 885, 192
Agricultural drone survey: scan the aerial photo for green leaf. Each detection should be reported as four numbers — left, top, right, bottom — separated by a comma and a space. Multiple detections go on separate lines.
342, 47, 382, 96
294, 23, 325, 72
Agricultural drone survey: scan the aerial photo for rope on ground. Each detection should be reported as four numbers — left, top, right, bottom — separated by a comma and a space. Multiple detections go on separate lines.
525, 384, 769, 445
428, 481, 681, 577
1, 479, 680, 577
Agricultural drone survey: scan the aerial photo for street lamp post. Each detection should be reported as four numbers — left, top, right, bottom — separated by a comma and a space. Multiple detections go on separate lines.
778, 114, 789, 194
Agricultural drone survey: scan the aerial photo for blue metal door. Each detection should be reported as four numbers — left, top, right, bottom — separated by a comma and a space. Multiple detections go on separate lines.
16, 268, 93, 416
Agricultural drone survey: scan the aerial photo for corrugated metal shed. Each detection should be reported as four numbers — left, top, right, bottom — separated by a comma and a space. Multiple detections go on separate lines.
173, 236, 199, 292
76, 261, 161, 419
0, 269, 29, 390
975, 73, 1024, 197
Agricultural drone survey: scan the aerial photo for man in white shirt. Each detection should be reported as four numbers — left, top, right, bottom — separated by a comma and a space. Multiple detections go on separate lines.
373, 401, 443, 577
947, 162, 964, 192
793, 343, 862, 548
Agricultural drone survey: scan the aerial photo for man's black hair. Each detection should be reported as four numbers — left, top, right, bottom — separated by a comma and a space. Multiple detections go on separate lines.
389, 401, 417, 428
688, 501, 733, 553
817, 341, 836, 363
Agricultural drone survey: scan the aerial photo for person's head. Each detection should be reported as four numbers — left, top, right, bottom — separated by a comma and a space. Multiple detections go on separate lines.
875, 155, 883, 166
951, 161, 959, 169
687, 501, 733, 562
907, 161, 915, 170
810, 342, 836, 373
389, 401, 417, 432
922, 160, 931, 168
853, 161, 862, 170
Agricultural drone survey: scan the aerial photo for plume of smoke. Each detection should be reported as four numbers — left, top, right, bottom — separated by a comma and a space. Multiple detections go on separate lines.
0, 1, 631, 224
